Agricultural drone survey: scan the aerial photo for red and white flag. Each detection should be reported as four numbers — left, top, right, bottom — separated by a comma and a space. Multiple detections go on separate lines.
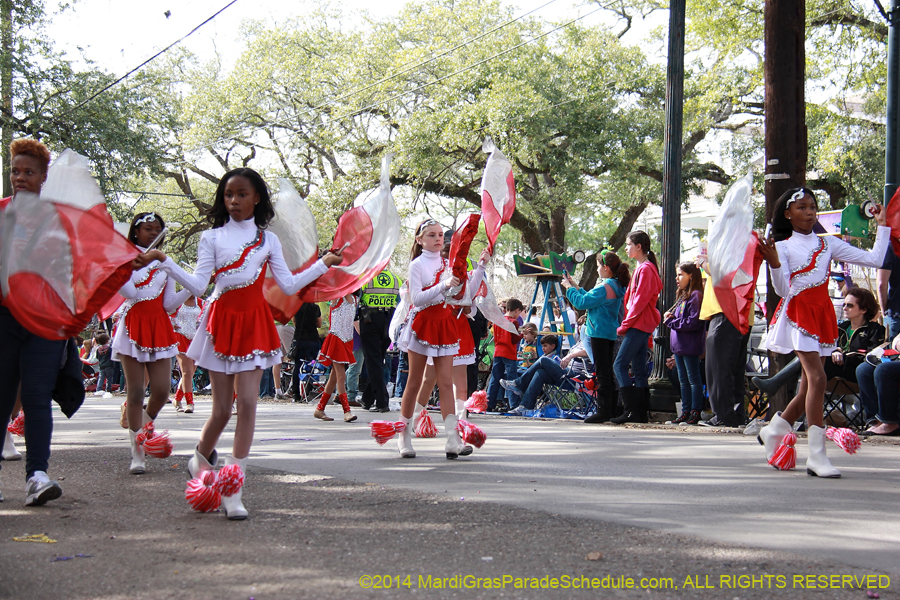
480, 137, 515, 254
0, 150, 138, 339
709, 173, 763, 335
262, 155, 401, 321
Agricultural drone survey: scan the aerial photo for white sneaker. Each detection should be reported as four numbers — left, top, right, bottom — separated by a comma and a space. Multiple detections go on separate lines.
509, 405, 527, 416
102, 392, 113, 399
25, 471, 62, 506
93, 391, 104, 397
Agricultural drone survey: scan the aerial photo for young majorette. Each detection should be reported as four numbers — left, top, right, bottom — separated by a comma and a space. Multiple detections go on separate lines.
757, 187, 888, 478
395, 219, 467, 459
313, 292, 359, 423
171, 295, 203, 413
113, 212, 189, 475
141, 168, 342, 519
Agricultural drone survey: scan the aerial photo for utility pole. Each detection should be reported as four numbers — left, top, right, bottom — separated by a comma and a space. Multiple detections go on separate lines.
763, 0, 807, 413
885, 0, 900, 206
650, 0, 686, 392
1, 0, 12, 198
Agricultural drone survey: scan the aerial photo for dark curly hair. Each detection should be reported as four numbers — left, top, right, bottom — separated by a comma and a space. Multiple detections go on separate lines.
772, 187, 816, 242
206, 168, 275, 229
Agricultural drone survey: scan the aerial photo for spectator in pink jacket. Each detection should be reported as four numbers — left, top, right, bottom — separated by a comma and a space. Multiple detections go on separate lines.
610, 231, 662, 425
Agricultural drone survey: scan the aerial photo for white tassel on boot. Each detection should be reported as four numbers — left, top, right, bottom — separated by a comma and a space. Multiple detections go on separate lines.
757, 411, 793, 463
397, 415, 416, 458
3, 429, 22, 461
129, 430, 146, 475
443, 414, 472, 459
188, 446, 218, 479
806, 425, 841, 478
221, 455, 248, 520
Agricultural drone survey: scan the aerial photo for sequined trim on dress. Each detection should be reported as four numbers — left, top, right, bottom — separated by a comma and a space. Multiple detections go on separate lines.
213, 230, 266, 282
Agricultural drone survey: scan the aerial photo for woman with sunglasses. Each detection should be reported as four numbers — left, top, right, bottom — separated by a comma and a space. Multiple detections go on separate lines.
757, 188, 888, 478
113, 212, 190, 476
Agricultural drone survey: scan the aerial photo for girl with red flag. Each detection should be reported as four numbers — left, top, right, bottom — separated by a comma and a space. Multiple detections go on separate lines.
758, 188, 888, 478
395, 219, 466, 459
141, 168, 343, 519
0, 140, 63, 506
113, 212, 189, 476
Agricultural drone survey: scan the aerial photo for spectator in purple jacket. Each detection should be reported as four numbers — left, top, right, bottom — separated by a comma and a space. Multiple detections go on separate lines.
664, 263, 705, 425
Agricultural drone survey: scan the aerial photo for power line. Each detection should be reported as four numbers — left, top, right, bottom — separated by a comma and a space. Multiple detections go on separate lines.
58, 0, 241, 118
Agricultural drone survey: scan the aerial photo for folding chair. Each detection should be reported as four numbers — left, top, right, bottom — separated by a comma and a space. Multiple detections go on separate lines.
536, 357, 595, 418
294, 359, 330, 404
823, 377, 866, 429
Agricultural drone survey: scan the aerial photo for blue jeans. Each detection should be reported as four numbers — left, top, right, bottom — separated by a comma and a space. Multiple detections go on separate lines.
613, 328, 650, 388
514, 356, 575, 410
346, 347, 365, 397
97, 366, 115, 392
885, 314, 900, 343
0, 307, 66, 480
856, 360, 900, 424
487, 357, 519, 410
674, 354, 704, 412
259, 367, 275, 397
394, 352, 409, 397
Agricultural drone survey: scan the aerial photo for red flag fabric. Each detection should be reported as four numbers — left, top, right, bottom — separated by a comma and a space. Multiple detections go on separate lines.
480, 138, 515, 254
0, 150, 138, 339
713, 231, 763, 335
885, 186, 900, 255
447, 214, 481, 302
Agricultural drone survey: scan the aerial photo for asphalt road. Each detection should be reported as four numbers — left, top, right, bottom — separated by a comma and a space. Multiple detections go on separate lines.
1, 396, 896, 600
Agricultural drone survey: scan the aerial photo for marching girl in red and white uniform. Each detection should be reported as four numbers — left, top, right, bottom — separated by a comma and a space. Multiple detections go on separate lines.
313, 293, 359, 423
171, 296, 203, 413
141, 168, 342, 520
449, 249, 491, 418
396, 219, 467, 459
758, 188, 888, 478
113, 212, 190, 475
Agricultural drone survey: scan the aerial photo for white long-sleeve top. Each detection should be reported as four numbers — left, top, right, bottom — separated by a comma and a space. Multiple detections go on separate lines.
407, 249, 452, 308
159, 217, 328, 300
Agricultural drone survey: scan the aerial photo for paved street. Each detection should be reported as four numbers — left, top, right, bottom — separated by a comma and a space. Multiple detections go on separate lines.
1, 396, 897, 599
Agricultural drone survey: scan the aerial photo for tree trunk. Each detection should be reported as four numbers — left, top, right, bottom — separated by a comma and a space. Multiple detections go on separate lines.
764, 0, 807, 414
1, 0, 12, 199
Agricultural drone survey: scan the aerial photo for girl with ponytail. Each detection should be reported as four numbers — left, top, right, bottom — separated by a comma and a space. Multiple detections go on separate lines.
610, 231, 662, 425
562, 249, 630, 423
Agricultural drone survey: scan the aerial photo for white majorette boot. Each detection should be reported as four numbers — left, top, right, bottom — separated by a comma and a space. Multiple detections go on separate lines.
129, 430, 146, 475
455, 398, 468, 420
806, 425, 841, 478
188, 446, 218, 479
443, 414, 473, 460
757, 411, 793, 463
142, 409, 154, 426
221, 455, 248, 520
397, 415, 416, 458
3, 429, 22, 461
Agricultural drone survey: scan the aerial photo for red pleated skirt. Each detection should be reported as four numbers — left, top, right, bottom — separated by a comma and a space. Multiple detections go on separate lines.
411, 304, 458, 349
205, 267, 281, 361
785, 284, 838, 346
455, 312, 475, 358
318, 334, 355, 367
124, 295, 177, 352
175, 332, 192, 354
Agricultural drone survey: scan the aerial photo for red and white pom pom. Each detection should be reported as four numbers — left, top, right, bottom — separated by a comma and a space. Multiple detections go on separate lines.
465, 390, 488, 414
370, 421, 406, 445
456, 419, 487, 448
136, 422, 174, 458
826, 427, 861, 455
7, 411, 24, 436
414, 409, 438, 438
768, 432, 797, 471
185, 470, 221, 512
215, 464, 245, 497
